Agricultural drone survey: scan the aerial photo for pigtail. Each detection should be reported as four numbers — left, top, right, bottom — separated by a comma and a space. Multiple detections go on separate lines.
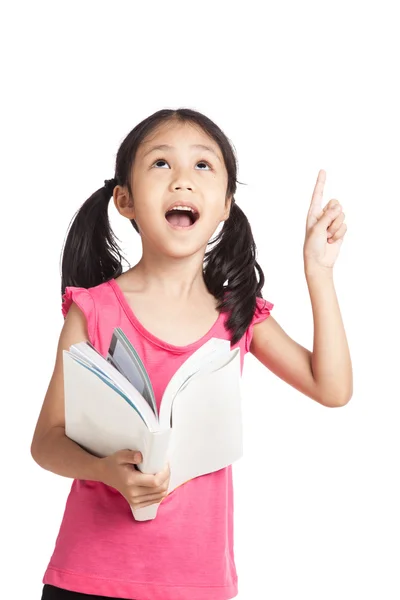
204, 202, 265, 345
60, 180, 125, 295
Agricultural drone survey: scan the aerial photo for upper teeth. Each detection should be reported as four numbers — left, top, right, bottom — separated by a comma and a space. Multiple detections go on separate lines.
169, 206, 195, 212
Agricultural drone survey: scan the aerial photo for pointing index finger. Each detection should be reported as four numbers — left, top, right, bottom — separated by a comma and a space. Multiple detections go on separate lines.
309, 169, 326, 215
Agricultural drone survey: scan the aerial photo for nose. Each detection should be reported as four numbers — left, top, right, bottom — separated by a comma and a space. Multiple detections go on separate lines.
174, 184, 193, 191
169, 167, 194, 192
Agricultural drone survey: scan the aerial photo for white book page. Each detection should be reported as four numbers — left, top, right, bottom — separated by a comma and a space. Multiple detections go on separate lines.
64, 352, 157, 459
159, 337, 231, 428
166, 349, 243, 493
69, 342, 157, 429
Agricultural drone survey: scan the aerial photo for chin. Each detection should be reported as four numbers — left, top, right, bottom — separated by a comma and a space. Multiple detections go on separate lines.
160, 239, 209, 260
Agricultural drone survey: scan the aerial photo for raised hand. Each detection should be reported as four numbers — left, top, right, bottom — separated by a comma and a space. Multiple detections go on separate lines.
304, 169, 347, 272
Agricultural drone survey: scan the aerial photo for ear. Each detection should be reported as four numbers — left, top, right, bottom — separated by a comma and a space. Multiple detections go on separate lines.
221, 195, 233, 222
113, 185, 136, 220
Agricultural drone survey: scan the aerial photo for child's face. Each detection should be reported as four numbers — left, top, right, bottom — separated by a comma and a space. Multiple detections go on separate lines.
116, 120, 232, 259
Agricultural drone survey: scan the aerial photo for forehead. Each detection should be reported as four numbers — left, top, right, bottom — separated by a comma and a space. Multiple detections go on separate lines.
139, 121, 222, 158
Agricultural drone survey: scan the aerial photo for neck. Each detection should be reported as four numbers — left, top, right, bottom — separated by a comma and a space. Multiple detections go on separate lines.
127, 248, 211, 302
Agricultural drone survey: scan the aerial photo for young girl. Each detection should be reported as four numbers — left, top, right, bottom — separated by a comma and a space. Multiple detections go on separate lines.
31, 107, 352, 600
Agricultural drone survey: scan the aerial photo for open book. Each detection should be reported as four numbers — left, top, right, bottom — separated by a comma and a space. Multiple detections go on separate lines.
63, 328, 243, 521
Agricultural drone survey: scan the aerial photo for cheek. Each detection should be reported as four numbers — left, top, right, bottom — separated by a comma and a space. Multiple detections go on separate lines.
132, 180, 162, 210
208, 185, 230, 215
209, 179, 229, 207
203, 173, 226, 194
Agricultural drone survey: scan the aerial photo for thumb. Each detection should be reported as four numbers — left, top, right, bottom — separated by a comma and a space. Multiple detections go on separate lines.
118, 449, 143, 464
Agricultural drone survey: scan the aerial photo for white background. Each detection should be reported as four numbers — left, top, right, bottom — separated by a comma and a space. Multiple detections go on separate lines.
1, 1, 399, 598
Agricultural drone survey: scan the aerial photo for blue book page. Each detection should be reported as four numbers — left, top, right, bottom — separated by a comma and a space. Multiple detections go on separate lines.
108, 337, 145, 395
107, 329, 157, 416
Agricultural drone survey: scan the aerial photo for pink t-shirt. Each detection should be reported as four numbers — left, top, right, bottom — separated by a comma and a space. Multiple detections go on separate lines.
43, 278, 273, 600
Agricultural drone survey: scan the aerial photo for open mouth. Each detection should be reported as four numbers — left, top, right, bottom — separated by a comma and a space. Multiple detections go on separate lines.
165, 208, 200, 229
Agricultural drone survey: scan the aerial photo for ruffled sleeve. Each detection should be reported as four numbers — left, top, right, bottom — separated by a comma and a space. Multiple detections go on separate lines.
244, 296, 274, 354
61, 286, 96, 344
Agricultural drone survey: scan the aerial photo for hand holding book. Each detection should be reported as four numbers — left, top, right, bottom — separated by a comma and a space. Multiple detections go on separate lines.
99, 449, 171, 510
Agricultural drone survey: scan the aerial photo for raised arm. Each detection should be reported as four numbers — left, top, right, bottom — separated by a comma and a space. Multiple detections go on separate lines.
250, 170, 352, 408
250, 270, 352, 408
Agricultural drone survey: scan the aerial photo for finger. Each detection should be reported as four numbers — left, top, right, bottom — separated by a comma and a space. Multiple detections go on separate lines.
134, 469, 166, 488
153, 463, 171, 486
328, 223, 347, 243
317, 199, 340, 221
327, 212, 345, 237
132, 496, 166, 509
325, 199, 340, 212
135, 469, 170, 490
308, 169, 326, 217
315, 203, 341, 232
119, 450, 143, 464
131, 490, 167, 506
134, 499, 164, 509
135, 479, 168, 495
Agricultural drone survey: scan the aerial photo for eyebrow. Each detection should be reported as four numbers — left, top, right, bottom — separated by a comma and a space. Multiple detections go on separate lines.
142, 143, 221, 162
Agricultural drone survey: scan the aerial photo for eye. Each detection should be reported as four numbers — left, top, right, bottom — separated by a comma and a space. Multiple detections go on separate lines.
195, 161, 212, 171
153, 159, 169, 169
152, 158, 212, 171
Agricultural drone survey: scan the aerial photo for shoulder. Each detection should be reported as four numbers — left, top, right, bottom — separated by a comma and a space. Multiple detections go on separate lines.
61, 281, 114, 344
253, 296, 274, 319
62, 280, 115, 314
243, 296, 274, 353
62, 286, 95, 319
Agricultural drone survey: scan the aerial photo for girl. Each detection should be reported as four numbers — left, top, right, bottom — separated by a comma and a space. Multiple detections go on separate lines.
31, 108, 352, 600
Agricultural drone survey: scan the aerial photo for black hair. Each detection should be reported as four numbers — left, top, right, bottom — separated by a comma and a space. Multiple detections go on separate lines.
61, 108, 265, 345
